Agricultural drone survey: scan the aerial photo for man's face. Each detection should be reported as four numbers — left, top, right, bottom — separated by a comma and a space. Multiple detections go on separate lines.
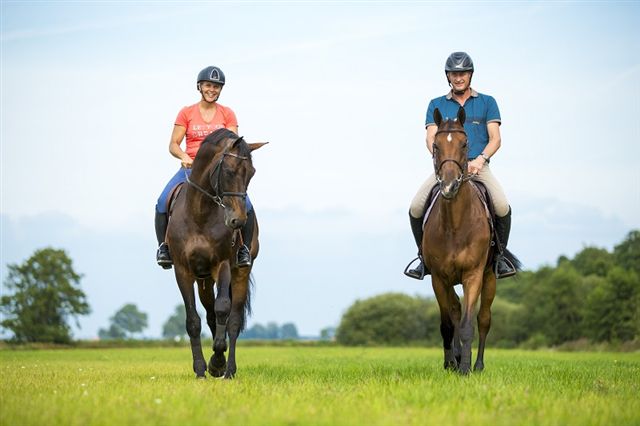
447, 71, 472, 94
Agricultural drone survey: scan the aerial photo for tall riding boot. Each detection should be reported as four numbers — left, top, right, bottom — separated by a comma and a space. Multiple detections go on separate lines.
494, 207, 516, 279
404, 213, 430, 280
155, 210, 172, 269
237, 208, 255, 267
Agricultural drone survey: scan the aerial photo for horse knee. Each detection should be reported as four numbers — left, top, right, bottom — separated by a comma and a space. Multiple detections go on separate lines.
215, 297, 231, 319
460, 322, 474, 343
185, 315, 201, 338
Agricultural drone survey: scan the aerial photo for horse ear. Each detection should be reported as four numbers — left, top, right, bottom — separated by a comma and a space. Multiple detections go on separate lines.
248, 142, 269, 152
457, 107, 466, 126
434, 108, 442, 127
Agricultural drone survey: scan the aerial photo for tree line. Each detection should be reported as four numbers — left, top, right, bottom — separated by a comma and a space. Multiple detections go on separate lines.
0, 249, 302, 343
336, 230, 640, 348
2, 230, 637, 346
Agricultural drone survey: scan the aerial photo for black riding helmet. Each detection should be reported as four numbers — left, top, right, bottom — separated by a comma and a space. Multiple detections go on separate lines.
196, 66, 225, 90
445, 52, 474, 73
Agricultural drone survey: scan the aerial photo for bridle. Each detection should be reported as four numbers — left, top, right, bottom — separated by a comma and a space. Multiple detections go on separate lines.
433, 127, 472, 189
185, 143, 249, 209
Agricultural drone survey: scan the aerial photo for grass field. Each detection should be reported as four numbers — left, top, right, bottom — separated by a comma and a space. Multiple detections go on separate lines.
1, 345, 639, 426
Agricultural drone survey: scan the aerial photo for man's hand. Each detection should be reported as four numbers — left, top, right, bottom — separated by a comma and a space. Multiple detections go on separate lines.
467, 157, 485, 176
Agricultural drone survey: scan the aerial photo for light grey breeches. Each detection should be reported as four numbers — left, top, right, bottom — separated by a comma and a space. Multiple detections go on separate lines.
409, 164, 510, 219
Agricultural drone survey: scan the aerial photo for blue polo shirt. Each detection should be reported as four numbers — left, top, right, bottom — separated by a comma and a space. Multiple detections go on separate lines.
425, 89, 501, 159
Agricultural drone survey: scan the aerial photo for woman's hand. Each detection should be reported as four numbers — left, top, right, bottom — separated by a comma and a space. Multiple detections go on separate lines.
181, 156, 193, 169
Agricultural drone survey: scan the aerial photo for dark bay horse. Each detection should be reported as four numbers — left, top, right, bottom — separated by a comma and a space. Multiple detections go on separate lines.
166, 128, 266, 379
423, 107, 518, 374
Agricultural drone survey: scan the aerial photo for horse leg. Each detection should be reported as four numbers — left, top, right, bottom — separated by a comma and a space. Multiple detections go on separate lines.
175, 266, 206, 378
224, 268, 251, 379
196, 278, 223, 377
459, 274, 483, 375
474, 271, 496, 372
432, 277, 457, 370
448, 289, 462, 366
211, 261, 232, 378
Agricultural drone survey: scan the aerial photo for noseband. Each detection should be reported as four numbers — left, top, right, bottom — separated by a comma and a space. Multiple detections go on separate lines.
433, 128, 471, 188
186, 146, 249, 209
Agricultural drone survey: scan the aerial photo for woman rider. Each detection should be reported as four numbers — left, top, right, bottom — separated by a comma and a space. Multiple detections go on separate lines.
154, 66, 253, 269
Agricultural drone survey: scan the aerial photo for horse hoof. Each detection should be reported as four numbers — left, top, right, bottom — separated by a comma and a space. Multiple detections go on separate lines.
458, 365, 471, 375
223, 371, 235, 380
444, 361, 458, 370
196, 375, 207, 380
208, 356, 227, 378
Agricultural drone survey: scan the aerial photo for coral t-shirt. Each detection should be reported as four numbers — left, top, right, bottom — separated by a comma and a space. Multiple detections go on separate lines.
175, 103, 238, 159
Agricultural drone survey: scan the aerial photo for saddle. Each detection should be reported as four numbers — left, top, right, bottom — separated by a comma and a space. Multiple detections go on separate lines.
165, 183, 184, 217
422, 181, 500, 257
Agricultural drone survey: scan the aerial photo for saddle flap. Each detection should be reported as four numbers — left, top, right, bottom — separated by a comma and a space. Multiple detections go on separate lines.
166, 183, 185, 216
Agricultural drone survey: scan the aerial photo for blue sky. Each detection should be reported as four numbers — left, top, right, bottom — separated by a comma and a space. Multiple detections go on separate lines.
1, 1, 639, 338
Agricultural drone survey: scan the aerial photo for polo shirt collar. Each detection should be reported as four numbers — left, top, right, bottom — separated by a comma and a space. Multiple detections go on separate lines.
446, 88, 479, 99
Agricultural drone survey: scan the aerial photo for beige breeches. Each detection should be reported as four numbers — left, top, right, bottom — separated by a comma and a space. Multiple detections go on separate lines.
409, 165, 510, 218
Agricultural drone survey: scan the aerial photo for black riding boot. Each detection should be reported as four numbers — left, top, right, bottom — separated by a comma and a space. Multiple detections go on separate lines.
237, 208, 255, 268
404, 214, 430, 280
155, 210, 172, 269
494, 207, 516, 279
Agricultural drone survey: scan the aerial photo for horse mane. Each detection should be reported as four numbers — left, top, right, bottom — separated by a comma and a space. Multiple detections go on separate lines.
201, 128, 252, 158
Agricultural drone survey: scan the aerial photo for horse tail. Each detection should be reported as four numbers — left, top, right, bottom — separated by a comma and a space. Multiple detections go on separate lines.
239, 273, 254, 332
503, 248, 523, 272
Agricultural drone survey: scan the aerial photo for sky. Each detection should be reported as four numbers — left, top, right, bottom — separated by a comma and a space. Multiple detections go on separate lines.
1, 1, 639, 338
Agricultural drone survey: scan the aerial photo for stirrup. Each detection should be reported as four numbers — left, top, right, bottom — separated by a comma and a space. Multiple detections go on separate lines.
237, 245, 252, 268
495, 256, 516, 279
404, 257, 426, 280
156, 243, 173, 270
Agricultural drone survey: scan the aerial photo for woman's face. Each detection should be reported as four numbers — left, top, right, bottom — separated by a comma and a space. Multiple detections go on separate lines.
199, 81, 223, 102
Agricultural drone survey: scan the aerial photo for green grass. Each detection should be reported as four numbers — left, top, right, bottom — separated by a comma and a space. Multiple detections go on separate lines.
1, 346, 639, 426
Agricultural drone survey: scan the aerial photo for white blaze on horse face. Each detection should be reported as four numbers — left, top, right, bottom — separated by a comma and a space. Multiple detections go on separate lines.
447, 133, 452, 143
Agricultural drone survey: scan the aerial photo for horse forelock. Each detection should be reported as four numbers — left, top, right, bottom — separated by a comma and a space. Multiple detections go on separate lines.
440, 118, 464, 133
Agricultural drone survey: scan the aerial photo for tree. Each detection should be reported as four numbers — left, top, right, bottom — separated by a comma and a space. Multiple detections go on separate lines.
336, 293, 437, 346
320, 327, 336, 341
614, 230, 640, 275
0, 248, 90, 343
162, 304, 187, 340
98, 303, 148, 340
522, 264, 587, 345
584, 267, 640, 342
571, 246, 614, 277
280, 322, 299, 339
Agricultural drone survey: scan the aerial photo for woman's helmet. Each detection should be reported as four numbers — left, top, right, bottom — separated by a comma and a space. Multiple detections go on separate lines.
196, 66, 225, 90
445, 52, 474, 73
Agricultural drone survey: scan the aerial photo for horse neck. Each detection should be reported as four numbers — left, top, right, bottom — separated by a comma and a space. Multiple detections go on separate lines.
436, 181, 475, 230
186, 152, 224, 222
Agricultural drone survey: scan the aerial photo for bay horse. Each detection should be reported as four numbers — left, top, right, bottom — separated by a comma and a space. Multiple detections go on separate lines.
424, 106, 519, 374
166, 128, 267, 379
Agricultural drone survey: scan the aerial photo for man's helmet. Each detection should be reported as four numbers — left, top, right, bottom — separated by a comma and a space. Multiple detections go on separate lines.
445, 52, 474, 73
197, 66, 225, 90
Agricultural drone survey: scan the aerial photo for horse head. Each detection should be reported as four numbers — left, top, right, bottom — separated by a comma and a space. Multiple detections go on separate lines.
432, 107, 468, 199
191, 129, 267, 229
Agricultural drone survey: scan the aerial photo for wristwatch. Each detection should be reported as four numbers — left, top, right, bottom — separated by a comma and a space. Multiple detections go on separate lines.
480, 153, 490, 164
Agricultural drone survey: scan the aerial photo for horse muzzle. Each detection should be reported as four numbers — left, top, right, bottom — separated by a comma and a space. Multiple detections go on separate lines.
439, 179, 461, 199
224, 212, 246, 230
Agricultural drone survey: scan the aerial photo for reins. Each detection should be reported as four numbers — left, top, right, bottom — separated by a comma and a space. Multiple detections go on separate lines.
185, 142, 249, 209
